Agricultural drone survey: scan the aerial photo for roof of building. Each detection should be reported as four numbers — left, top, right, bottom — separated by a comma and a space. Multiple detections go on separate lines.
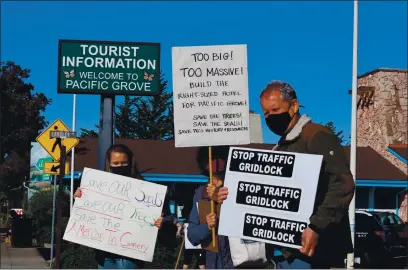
388, 144, 408, 162
357, 68, 408, 79
342, 147, 406, 181
72, 138, 407, 181
347, 68, 408, 94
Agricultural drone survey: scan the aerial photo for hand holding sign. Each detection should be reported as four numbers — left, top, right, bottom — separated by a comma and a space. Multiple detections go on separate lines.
153, 215, 164, 229
206, 212, 217, 230
217, 187, 229, 204
74, 187, 82, 198
300, 227, 318, 257
206, 184, 218, 201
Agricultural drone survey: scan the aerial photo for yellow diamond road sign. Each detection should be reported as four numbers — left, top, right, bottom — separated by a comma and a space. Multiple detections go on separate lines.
43, 162, 70, 175
36, 119, 79, 161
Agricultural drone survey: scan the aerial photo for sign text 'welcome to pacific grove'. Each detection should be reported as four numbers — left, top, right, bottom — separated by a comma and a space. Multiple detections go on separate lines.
58, 40, 160, 96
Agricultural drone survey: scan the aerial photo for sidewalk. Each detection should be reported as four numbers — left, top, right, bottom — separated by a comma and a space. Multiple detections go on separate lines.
1, 243, 48, 269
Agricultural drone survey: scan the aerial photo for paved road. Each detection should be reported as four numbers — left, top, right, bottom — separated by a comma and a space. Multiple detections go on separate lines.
1, 243, 48, 269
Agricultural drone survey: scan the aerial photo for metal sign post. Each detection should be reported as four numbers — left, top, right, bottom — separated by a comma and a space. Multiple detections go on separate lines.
50, 175, 57, 268
70, 93, 77, 213
54, 143, 66, 269
98, 96, 115, 171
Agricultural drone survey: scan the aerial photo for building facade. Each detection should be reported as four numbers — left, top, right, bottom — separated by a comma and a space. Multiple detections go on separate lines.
249, 110, 263, 143
352, 68, 408, 220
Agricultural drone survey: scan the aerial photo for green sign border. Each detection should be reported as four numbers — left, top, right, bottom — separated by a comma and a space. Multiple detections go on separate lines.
57, 39, 161, 96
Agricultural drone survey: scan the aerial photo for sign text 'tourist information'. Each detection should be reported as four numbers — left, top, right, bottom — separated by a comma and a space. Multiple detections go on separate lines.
58, 40, 160, 96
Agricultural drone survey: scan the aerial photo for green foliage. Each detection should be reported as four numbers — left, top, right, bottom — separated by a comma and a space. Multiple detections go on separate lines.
116, 72, 174, 140
28, 188, 70, 245
323, 121, 350, 146
146, 240, 182, 269
79, 127, 98, 138
60, 244, 98, 269
80, 72, 174, 140
0, 61, 51, 196
0, 213, 10, 229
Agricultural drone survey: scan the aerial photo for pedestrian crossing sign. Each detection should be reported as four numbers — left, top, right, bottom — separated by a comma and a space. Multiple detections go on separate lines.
36, 119, 79, 161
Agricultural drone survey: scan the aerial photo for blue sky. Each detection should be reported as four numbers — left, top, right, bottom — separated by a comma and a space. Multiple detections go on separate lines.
2, 1, 407, 144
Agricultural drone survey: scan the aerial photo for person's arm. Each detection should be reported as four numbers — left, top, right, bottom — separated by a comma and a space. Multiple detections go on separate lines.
187, 190, 211, 246
162, 214, 176, 224
307, 131, 356, 232
160, 196, 176, 225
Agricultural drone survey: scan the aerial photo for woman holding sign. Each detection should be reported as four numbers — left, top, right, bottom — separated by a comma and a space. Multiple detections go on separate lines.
74, 144, 165, 269
187, 146, 235, 269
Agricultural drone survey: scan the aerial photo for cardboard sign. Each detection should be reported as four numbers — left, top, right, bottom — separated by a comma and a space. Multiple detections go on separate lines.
198, 200, 220, 253
218, 147, 323, 249
63, 168, 167, 262
172, 44, 250, 147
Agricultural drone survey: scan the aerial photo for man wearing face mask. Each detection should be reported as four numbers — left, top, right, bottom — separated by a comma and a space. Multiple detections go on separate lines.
217, 81, 355, 269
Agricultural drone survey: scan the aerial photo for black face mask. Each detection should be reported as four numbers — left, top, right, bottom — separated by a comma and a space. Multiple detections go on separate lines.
110, 165, 131, 177
265, 111, 293, 136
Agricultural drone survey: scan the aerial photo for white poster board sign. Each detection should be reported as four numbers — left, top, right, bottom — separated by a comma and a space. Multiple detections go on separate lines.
63, 168, 167, 262
172, 44, 250, 147
184, 223, 202, 249
218, 147, 323, 249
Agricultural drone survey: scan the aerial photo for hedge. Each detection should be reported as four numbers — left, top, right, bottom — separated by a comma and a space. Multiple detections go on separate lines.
28, 187, 70, 246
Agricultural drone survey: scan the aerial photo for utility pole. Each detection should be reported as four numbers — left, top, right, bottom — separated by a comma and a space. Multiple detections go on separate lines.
0, 62, 3, 165
0, 2, 3, 166
347, 0, 359, 268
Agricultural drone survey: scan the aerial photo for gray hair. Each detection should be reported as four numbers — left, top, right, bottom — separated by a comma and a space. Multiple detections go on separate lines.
260, 80, 298, 102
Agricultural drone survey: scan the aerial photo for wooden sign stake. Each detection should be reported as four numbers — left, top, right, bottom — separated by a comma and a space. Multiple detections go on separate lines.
208, 146, 216, 247
174, 236, 185, 269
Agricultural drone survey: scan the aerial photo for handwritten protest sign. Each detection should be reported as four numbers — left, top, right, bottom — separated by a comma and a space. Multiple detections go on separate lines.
218, 147, 323, 249
63, 168, 167, 262
172, 45, 250, 147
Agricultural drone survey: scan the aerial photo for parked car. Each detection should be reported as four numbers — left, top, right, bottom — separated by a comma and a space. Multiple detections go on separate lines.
372, 211, 408, 246
355, 210, 408, 268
